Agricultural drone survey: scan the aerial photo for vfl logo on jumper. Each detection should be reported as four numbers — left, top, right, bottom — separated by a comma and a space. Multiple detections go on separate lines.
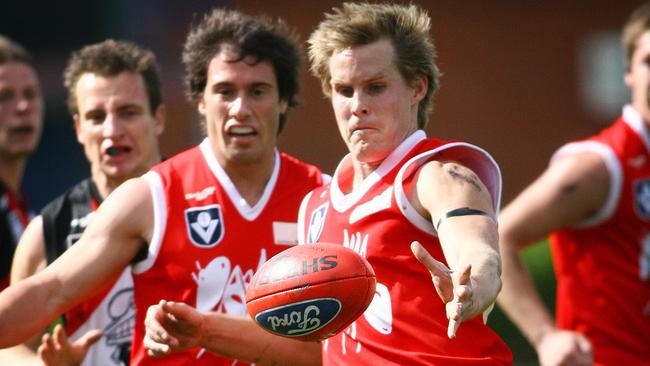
193, 249, 267, 313
307, 202, 328, 243
256, 298, 342, 337
185, 204, 224, 247
635, 180, 650, 219
103, 287, 135, 364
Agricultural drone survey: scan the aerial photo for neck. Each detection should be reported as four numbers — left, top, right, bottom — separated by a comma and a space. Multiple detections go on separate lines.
352, 160, 380, 189
221, 153, 276, 207
0, 155, 27, 196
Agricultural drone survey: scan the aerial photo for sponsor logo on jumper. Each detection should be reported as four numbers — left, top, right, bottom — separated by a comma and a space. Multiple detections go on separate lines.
307, 203, 328, 243
255, 298, 342, 337
193, 249, 267, 313
185, 186, 216, 201
256, 255, 338, 286
185, 204, 224, 247
66, 212, 94, 248
103, 287, 135, 364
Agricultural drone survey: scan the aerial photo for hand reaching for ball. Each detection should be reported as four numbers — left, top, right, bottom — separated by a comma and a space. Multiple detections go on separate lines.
410, 241, 476, 339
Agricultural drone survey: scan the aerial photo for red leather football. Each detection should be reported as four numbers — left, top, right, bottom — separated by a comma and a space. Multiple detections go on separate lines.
245, 243, 376, 341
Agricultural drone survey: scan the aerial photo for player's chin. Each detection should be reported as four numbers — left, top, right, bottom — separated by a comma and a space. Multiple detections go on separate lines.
227, 148, 266, 164
103, 163, 140, 180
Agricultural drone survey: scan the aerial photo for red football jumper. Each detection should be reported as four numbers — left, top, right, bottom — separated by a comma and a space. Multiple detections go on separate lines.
131, 140, 324, 365
550, 106, 650, 365
299, 131, 512, 365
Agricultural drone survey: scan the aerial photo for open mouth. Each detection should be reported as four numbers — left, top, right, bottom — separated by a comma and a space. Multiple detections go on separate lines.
105, 146, 133, 157
9, 126, 35, 137
228, 126, 257, 137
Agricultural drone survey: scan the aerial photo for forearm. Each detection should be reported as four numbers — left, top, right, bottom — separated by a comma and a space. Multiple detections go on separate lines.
458, 246, 502, 315
440, 216, 502, 316
497, 241, 555, 345
199, 313, 321, 366
0, 276, 61, 348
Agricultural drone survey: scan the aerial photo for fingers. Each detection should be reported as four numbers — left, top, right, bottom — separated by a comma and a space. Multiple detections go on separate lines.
410, 241, 453, 302
144, 300, 181, 357
144, 332, 171, 357
446, 264, 473, 339
78, 329, 103, 349
411, 242, 477, 339
52, 323, 70, 349
447, 306, 461, 339
39, 332, 56, 363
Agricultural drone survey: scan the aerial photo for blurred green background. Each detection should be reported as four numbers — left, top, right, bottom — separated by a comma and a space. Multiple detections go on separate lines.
489, 240, 556, 365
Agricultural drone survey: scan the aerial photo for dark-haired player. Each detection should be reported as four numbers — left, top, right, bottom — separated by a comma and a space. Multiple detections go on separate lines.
0, 8, 325, 366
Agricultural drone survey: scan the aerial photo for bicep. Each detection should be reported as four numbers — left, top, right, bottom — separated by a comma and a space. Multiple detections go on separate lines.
412, 161, 498, 267
11, 216, 46, 284
499, 152, 609, 249
414, 160, 495, 224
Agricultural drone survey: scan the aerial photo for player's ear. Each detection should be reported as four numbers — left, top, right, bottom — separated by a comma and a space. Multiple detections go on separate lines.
411, 75, 427, 106
279, 99, 288, 114
624, 70, 634, 88
198, 96, 207, 116
73, 114, 83, 144
153, 104, 166, 136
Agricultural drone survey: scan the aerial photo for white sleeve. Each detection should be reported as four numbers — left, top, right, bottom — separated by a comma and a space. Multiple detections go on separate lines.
393, 142, 502, 235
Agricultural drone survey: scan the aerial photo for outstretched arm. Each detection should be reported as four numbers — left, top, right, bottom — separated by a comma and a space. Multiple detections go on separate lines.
0, 178, 152, 348
144, 300, 321, 366
409, 160, 501, 338
2, 215, 103, 365
498, 152, 605, 366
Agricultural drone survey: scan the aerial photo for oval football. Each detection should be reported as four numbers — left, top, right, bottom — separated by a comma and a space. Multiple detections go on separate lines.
245, 243, 376, 341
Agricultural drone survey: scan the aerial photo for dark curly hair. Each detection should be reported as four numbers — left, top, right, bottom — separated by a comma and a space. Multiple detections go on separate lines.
63, 39, 162, 115
183, 8, 301, 132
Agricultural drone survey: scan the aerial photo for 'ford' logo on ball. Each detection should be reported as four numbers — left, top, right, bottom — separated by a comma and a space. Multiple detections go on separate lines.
255, 298, 341, 337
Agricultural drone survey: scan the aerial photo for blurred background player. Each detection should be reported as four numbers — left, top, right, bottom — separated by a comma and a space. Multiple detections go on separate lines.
2, 39, 165, 366
0, 7, 324, 366
0, 35, 43, 292
497, 2, 650, 365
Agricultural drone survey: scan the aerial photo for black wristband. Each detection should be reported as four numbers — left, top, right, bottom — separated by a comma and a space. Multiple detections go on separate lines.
435, 207, 492, 231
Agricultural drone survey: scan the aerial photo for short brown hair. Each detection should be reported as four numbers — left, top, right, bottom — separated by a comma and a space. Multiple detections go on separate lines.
0, 35, 33, 67
622, 2, 650, 66
308, 2, 440, 129
182, 8, 301, 132
63, 39, 162, 115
